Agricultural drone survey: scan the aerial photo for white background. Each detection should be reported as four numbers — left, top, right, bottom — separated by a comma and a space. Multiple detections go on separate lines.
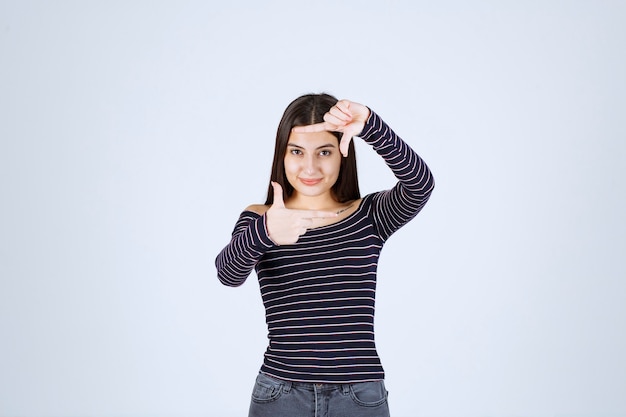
1, 1, 625, 416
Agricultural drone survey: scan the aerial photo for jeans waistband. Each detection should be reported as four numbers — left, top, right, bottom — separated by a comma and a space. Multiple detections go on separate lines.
259, 372, 382, 394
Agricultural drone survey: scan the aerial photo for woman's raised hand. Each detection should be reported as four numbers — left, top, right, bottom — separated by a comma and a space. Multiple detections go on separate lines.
265, 182, 338, 245
292, 99, 370, 157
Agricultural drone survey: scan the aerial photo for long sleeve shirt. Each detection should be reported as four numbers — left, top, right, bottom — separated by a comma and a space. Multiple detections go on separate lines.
215, 110, 434, 383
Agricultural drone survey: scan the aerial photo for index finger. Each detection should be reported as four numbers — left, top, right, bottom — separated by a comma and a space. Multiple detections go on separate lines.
291, 122, 329, 134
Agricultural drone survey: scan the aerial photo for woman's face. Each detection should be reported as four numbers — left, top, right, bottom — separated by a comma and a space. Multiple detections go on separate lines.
284, 130, 342, 201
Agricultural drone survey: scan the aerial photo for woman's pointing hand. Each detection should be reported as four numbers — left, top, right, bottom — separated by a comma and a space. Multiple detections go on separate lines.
265, 182, 338, 245
292, 99, 370, 157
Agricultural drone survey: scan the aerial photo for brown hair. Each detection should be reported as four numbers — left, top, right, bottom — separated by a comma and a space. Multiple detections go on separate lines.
264, 93, 360, 205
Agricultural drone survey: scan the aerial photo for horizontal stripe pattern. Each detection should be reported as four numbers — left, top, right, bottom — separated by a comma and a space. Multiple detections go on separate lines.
216, 110, 434, 383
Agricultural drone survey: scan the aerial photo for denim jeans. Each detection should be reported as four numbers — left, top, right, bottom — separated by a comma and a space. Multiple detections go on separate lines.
248, 372, 390, 417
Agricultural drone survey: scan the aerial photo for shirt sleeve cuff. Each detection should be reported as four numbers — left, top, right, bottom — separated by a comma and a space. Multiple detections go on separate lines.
249, 213, 277, 249
356, 109, 383, 143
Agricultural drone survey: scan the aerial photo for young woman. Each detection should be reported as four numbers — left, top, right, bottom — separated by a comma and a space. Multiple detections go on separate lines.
215, 93, 434, 417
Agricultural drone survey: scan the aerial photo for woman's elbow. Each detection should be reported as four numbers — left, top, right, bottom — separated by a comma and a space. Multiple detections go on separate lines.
217, 270, 247, 287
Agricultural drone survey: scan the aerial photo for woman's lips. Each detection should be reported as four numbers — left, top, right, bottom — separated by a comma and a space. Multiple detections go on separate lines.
299, 178, 322, 186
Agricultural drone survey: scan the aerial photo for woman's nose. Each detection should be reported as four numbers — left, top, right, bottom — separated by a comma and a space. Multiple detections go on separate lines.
303, 155, 317, 174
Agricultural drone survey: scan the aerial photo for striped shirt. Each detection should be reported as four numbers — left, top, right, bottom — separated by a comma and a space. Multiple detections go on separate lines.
216, 110, 434, 383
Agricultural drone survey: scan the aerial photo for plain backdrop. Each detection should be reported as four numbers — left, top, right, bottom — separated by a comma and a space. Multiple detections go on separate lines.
1, 1, 625, 417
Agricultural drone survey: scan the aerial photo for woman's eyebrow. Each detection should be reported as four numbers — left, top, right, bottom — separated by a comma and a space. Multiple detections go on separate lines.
287, 143, 337, 149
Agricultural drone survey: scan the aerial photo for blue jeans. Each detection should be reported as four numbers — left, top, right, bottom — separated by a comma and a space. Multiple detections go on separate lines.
248, 372, 391, 417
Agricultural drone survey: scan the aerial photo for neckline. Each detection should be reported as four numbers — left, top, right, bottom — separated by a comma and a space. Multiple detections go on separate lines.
307, 197, 365, 230
243, 197, 367, 230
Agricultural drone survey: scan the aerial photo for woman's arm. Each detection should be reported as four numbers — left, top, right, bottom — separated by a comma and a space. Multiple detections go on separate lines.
359, 110, 435, 241
215, 211, 275, 287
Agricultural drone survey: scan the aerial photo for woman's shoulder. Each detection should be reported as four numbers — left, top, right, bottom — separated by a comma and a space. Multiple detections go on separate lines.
244, 204, 269, 216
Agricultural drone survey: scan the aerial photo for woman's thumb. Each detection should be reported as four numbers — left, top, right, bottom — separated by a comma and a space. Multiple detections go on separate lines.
271, 181, 285, 207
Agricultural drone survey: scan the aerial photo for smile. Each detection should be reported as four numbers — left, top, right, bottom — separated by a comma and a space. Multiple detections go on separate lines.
299, 178, 323, 186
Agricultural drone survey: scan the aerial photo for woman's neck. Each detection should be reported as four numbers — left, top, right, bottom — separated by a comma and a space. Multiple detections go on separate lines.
285, 193, 339, 211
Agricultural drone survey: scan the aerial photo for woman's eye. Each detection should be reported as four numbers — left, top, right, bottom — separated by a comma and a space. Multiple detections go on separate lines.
290, 149, 302, 155
319, 150, 331, 156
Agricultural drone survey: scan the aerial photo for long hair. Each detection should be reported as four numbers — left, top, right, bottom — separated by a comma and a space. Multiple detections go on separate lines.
264, 93, 360, 205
